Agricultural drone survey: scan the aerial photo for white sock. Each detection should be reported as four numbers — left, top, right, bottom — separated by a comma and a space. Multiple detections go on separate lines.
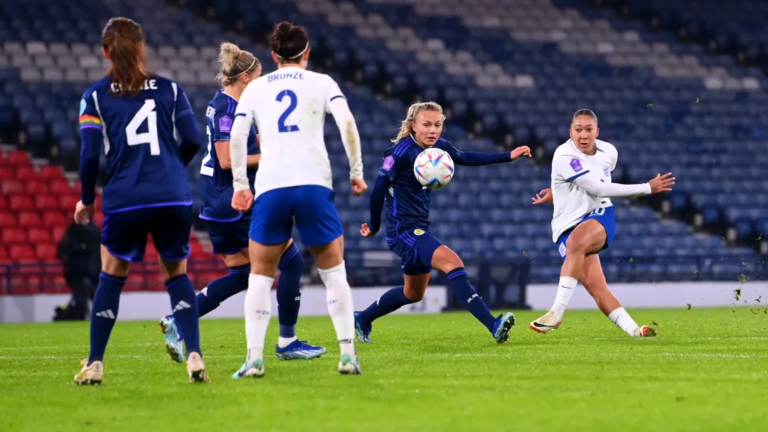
244, 274, 273, 362
607, 307, 639, 336
318, 261, 356, 358
278, 336, 297, 348
550, 276, 578, 320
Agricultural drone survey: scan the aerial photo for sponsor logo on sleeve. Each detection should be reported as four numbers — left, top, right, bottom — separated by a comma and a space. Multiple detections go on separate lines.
382, 155, 395, 171
570, 158, 583, 173
218, 116, 232, 133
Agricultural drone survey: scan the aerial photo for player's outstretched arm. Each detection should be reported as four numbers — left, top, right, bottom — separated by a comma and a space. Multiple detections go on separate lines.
439, 141, 531, 166
572, 171, 674, 198
329, 97, 366, 195
363, 174, 390, 237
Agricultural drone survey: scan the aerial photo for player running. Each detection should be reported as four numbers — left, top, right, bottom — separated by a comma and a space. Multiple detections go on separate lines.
228, 22, 366, 377
530, 109, 674, 337
356, 102, 530, 344
158, 42, 325, 363
74, 18, 207, 384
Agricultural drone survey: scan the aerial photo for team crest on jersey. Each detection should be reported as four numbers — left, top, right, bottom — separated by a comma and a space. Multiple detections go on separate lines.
382, 156, 395, 171
570, 158, 583, 173
414, 229, 425, 236
219, 116, 232, 133
558, 243, 567, 258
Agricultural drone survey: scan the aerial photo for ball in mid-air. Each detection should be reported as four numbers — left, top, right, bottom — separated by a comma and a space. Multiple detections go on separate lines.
414, 147, 454, 189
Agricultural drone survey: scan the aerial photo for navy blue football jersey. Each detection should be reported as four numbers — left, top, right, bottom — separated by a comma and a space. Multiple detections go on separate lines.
80, 76, 196, 213
198, 91, 259, 222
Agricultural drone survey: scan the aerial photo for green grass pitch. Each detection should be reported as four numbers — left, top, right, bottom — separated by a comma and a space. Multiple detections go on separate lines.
1, 308, 767, 431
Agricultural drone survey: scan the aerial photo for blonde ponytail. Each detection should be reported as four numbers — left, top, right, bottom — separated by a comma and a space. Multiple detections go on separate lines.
392, 101, 445, 142
216, 42, 260, 87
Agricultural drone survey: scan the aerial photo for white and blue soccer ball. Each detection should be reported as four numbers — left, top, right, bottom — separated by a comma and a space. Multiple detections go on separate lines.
414, 147, 454, 189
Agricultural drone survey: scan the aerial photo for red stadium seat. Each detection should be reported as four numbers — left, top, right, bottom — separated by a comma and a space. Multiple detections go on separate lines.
9, 244, 35, 261
44, 211, 69, 227
35, 243, 57, 260
2, 228, 27, 244
8, 194, 35, 211
6, 150, 31, 166
44, 275, 68, 294
189, 240, 206, 257
28, 228, 52, 243
26, 179, 49, 194
95, 195, 103, 210
52, 225, 67, 243
0, 211, 17, 228
0, 167, 14, 180
124, 273, 146, 292
15, 166, 37, 180
59, 194, 79, 210
144, 244, 159, 261
0, 195, 7, 208
34, 194, 60, 210
38, 165, 65, 180
1, 180, 24, 194
72, 182, 82, 193
0, 245, 10, 263
92, 211, 104, 228
18, 211, 42, 227
9, 276, 35, 295
49, 179, 73, 194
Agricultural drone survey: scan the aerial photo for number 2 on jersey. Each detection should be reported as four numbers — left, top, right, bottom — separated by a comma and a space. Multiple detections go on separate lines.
126, 99, 160, 155
276, 90, 300, 133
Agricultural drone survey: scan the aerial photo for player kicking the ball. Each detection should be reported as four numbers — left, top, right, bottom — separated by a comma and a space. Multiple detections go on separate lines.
356, 101, 530, 344
530, 109, 674, 337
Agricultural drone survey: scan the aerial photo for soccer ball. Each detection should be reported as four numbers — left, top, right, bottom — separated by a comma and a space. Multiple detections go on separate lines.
413, 148, 454, 189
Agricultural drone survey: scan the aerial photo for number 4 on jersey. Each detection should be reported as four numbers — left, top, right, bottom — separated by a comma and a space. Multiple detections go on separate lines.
126, 99, 160, 155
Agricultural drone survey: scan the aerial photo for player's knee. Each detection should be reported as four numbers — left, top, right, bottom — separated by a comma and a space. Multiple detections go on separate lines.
403, 286, 426, 302
565, 234, 589, 254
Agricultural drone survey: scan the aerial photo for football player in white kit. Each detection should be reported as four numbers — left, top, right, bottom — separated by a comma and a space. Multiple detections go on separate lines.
228, 22, 366, 377
530, 109, 674, 337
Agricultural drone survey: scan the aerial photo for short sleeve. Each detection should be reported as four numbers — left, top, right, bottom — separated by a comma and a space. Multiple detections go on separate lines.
324, 76, 346, 113
553, 153, 590, 182
378, 151, 402, 182
212, 110, 235, 142
78, 89, 103, 132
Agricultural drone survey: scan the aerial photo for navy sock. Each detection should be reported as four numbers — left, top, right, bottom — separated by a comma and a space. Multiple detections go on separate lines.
88, 272, 126, 363
447, 268, 496, 332
277, 243, 304, 338
360, 286, 414, 327
196, 263, 250, 317
167, 275, 201, 356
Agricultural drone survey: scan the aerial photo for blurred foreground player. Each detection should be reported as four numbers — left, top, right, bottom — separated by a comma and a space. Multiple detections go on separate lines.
159, 42, 325, 363
356, 102, 529, 344
530, 109, 674, 337
74, 18, 207, 384
229, 23, 365, 377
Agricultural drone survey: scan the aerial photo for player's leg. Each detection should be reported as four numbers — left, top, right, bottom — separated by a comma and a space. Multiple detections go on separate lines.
274, 240, 326, 360
153, 206, 208, 383
354, 272, 430, 343
531, 219, 606, 333
234, 188, 293, 378
581, 255, 655, 337
75, 245, 130, 385
431, 244, 515, 343
296, 186, 359, 374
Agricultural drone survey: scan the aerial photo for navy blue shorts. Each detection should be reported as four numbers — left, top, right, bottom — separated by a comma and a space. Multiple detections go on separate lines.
387, 229, 444, 275
250, 185, 343, 247
208, 214, 251, 255
102, 205, 192, 262
557, 206, 616, 261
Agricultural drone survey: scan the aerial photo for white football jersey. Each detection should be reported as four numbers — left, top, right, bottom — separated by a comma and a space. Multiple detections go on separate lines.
550, 139, 618, 242
235, 66, 345, 197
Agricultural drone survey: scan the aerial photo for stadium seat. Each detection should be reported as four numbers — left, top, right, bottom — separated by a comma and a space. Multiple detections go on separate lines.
34, 243, 57, 261
34, 194, 60, 210
2, 228, 26, 244
17, 211, 42, 227
25, 179, 49, 194
27, 227, 51, 243
8, 194, 35, 211
15, 166, 37, 179
38, 165, 65, 180
43, 211, 69, 227
58, 193, 79, 210
51, 225, 67, 243
49, 179, 73, 194
9, 244, 35, 262
5, 150, 31, 166
1, 180, 24, 194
